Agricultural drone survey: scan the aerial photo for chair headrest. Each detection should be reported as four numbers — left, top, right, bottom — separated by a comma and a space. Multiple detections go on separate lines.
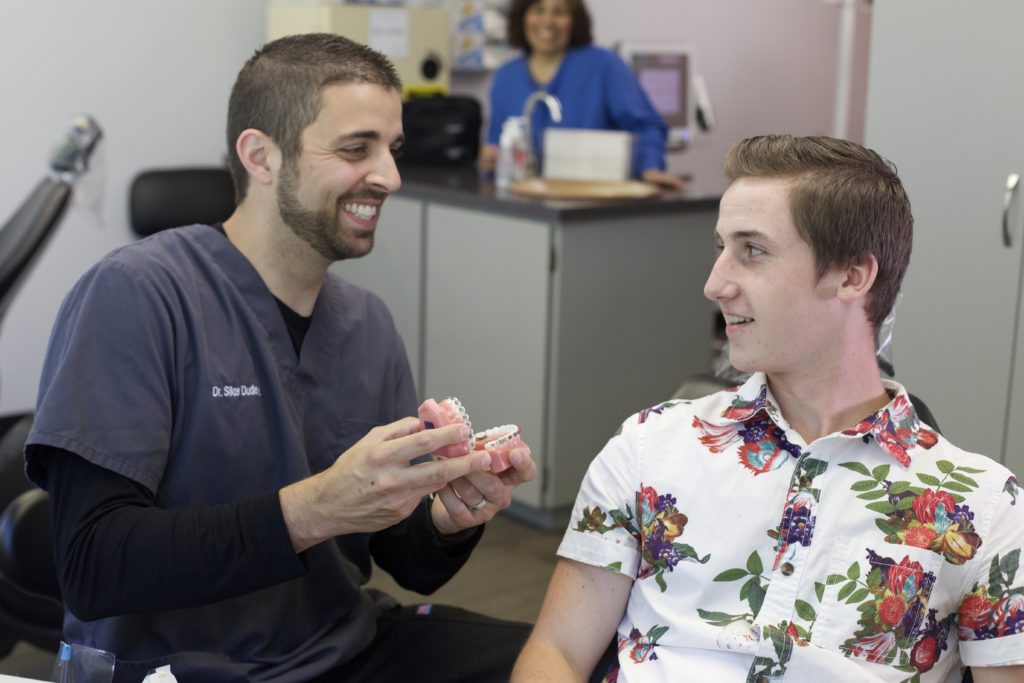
129, 168, 236, 237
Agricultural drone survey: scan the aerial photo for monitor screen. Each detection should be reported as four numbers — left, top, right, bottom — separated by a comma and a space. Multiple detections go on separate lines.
622, 46, 693, 147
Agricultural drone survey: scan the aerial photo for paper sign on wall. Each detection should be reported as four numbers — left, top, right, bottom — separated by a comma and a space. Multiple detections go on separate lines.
369, 9, 409, 58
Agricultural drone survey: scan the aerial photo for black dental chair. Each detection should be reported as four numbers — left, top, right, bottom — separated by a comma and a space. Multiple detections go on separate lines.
0, 159, 234, 658
0, 116, 102, 657
0, 415, 59, 657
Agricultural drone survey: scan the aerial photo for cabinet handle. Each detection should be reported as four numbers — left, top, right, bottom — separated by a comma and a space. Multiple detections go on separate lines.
1004, 173, 1020, 247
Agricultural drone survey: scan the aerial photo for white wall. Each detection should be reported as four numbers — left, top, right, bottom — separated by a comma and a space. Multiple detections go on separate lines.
454, 0, 873, 196
0, 0, 871, 416
0, 1, 268, 415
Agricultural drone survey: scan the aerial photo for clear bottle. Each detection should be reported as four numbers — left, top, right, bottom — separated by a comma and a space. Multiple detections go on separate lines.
51, 642, 73, 683
495, 116, 528, 189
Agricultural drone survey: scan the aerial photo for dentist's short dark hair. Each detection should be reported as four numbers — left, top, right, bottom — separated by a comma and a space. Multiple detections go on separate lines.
226, 33, 402, 203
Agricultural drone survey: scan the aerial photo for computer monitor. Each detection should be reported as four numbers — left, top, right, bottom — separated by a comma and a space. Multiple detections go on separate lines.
620, 44, 694, 150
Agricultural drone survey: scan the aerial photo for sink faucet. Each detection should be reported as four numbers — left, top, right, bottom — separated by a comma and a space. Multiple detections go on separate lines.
521, 91, 563, 177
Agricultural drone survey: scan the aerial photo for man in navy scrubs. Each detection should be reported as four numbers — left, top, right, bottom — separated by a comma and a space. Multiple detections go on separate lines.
25, 33, 537, 682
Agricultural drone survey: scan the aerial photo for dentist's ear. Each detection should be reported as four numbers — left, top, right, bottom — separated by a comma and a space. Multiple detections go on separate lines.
837, 254, 879, 302
235, 129, 281, 188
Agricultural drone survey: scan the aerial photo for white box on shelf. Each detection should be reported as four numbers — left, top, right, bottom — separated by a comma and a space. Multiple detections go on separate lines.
542, 128, 632, 182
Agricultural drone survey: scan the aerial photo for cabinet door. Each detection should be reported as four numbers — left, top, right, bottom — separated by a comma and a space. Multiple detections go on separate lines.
330, 196, 425, 391
423, 204, 551, 508
865, 0, 1024, 461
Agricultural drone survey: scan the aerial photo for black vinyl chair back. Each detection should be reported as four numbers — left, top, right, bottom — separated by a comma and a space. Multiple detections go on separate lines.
0, 415, 61, 657
129, 167, 235, 237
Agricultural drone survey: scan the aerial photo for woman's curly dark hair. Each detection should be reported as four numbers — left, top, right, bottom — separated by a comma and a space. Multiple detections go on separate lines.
506, 0, 593, 53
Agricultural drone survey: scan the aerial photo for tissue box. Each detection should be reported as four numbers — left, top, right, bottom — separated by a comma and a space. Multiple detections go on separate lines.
542, 128, 632, 182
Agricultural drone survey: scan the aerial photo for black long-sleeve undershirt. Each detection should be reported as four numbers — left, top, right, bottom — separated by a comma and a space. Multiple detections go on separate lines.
36, 446, 482, 622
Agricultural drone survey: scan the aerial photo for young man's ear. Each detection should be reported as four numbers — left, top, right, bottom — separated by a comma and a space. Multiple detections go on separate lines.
837, 254, 879, 303
234, 129, 281, 189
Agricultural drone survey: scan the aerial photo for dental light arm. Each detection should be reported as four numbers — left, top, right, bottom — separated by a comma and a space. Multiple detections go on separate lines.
0, 115, 103, 324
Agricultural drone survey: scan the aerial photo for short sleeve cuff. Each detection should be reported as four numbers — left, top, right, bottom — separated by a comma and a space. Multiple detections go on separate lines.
558, 528, 640, 578
960, 632, 1024, 667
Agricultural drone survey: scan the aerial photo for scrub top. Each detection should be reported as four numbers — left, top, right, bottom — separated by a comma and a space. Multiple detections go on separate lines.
27, 225, 419, 681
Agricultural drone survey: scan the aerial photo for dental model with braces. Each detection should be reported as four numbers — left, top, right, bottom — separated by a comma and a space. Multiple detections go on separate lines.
417, 397, 528, 473
418, 397, 473, 458
471, 424, 524, 473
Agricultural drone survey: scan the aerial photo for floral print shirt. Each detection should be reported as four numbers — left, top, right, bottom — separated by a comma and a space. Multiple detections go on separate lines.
559, 372, 1024, 682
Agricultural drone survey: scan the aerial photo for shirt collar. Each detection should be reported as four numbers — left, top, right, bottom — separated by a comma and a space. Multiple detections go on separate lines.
839, 378, 940, 467
715, 373, 939, 468
716, 372, 784, 425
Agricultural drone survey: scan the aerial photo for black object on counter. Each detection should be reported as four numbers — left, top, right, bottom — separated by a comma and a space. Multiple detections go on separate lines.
400, 95, 482, 167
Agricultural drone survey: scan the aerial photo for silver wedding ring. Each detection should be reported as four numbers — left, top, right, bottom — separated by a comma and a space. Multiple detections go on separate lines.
450, 483, 487, 511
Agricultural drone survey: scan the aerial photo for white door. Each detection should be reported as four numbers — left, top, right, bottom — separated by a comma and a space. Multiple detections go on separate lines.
865, 0, 1024, 461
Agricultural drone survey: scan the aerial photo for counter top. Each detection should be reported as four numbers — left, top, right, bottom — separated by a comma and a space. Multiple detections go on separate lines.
394, 164, 720, 222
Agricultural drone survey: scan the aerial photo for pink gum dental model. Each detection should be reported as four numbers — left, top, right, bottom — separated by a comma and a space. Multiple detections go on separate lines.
471, 424, 526, 473
417, 397, 529, 473
418, 397, 473, 458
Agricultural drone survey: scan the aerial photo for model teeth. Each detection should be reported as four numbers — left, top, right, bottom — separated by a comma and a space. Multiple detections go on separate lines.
343, 202, 377, 219
474, 424, 518, 441
724, 315, 753, 324
474, 424, 520, 450
444, 397, 472, 443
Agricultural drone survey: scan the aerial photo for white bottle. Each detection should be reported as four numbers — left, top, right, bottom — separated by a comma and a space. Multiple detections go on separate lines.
495, 116, 528, 189
142, 665, 178, 683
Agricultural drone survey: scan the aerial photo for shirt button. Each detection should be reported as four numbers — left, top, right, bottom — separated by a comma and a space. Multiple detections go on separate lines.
757, 676, 770, 683
799, 475, 813, 488
780, 562, 795, 576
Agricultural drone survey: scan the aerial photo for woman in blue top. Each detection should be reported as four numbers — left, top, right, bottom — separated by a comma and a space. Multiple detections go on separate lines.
481, 0, 684, 190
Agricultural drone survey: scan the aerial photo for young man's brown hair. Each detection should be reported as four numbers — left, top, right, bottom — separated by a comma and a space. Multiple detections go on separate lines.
724, 134, 913, 331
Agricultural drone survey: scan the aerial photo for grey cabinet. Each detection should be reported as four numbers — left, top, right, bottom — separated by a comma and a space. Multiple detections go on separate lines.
422, 205, 552, 508
864, 0, 1024, 474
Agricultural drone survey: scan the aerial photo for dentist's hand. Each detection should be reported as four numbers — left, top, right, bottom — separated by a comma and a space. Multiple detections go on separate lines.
279, 417, 493, 552
430, 447, 537, 535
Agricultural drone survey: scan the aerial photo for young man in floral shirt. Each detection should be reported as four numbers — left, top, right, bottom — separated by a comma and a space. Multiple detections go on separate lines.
512, 135, 1024, 682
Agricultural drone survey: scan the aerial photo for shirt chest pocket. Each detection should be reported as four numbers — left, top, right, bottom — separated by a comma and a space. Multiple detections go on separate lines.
811, 536, 944, 667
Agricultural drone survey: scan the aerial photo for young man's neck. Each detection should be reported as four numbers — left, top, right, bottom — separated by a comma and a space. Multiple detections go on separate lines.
765, 335, 889, 445
222, 201, 328, 317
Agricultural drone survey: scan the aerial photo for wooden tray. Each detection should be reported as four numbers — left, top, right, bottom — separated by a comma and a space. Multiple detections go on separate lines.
508, 178, 661, 200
